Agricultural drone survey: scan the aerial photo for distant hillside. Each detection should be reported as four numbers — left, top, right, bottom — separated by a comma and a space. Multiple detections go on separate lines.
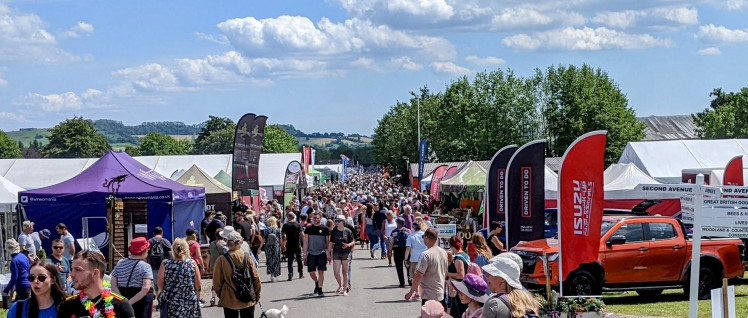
7, 121, 368, 151
279, 124, 371, 149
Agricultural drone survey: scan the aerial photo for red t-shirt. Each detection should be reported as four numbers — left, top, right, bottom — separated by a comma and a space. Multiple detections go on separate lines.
189, 240, 202, 265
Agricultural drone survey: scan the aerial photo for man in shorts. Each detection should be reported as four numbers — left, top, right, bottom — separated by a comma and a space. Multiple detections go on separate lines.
303, 211, 331, 297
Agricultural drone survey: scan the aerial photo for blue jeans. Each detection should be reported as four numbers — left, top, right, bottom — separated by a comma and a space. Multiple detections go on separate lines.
366, 225, 378, 251
375, 229, 387, 257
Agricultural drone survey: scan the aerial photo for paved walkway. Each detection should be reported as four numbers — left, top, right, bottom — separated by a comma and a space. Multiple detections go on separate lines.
172, 248, 423, 317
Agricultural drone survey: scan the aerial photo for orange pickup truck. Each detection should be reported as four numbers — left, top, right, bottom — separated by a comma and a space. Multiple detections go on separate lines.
511, 216, 746, 299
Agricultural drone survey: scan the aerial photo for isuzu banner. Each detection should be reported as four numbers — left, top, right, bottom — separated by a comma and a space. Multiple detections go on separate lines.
246, 115, 267, 190
232, 113, 256, 195
558, 131, 606, 285
484, 145, 517, 227
505, 140, 545, 249
724, 155, 743, 186
429, 165, 448, 200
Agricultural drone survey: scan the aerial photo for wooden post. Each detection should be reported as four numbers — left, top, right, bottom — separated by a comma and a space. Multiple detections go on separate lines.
722, 278, 729, 318
543, 253, 552, 303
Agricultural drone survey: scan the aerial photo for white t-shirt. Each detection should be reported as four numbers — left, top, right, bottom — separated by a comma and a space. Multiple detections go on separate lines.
18, 232, 35, 257
384, 220, 398, 237
406, 231, 427, 262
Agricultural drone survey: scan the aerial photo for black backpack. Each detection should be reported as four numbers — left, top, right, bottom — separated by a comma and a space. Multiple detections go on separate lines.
222, 252, 256, 302
393, 228, 409, 248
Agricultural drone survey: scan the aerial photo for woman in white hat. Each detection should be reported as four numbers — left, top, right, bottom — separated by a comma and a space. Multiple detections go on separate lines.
481, 258, 539, 318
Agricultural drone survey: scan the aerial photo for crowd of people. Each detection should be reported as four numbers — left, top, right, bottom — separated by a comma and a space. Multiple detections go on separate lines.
1, 172, 539, 318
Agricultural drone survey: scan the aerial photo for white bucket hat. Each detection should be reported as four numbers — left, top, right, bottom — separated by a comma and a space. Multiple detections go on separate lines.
490, 252, 524, 271
482, 257, 523, 290
220, 226, 243, 242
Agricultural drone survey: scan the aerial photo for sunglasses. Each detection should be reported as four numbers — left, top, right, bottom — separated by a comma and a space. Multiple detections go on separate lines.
28, 274, 48, 283
53, 246, 64, 250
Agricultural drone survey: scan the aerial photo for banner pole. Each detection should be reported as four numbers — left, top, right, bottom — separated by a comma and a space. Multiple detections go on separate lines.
722, 278, 729, 318
687, 174, 705, 318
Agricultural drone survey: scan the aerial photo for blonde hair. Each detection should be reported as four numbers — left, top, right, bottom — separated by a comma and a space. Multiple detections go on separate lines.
172, 238, 189, 261
267, 216, 278, 228
507, 288, 540, 317
471, 234, 492, 260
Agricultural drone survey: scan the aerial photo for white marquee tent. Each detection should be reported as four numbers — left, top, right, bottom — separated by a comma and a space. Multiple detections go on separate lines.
618, 139, 748, 183
0, 153, 301, 190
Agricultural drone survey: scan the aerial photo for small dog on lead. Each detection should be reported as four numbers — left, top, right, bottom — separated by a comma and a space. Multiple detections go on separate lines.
262, 305, 288, 318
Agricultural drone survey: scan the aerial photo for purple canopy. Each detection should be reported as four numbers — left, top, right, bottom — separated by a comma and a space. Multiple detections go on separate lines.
19, 151, 206, 246
20, 151, 204, 203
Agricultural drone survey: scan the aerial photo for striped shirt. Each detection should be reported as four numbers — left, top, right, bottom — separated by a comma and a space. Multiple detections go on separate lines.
111, 258, 153, 288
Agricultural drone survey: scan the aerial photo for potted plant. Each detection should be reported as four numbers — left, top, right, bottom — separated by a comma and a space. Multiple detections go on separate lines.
556, 297, 606, 318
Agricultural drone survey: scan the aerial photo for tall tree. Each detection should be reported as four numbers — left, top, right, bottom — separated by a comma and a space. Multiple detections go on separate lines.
193, 116, 236, 154
535, 64, 644, 165
262, 124, 299, 153
44, 117, 110, 158
693, 87, 748, 139
0, 130, 23, 158
137, 132, 191, 155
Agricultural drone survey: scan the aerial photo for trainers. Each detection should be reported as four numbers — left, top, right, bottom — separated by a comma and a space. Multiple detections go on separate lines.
317, 287, 324, 296
288, 276, 293, 281
314, 282, 319, 294
299, 273, 305, 279
370, 250, 374, 259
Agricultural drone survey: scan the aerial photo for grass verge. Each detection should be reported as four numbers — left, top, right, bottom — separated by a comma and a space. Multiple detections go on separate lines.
604, 283, 748, 317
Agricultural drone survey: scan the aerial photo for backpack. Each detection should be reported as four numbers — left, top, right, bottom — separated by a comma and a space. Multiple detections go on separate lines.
223, 252, 257, 303
496, 294, 540, 318
393, 229, 409, 248
149, 239, 165, 259
467, 260, 483, 277
266, 228, 278, 246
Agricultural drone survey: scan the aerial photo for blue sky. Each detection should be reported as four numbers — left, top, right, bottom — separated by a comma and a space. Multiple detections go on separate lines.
1, 0, 747, 135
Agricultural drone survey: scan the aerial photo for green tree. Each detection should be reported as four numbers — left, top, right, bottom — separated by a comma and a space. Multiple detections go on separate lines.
124, 145, 143, 156
193, 116, 236, 154
138, 132, 191, 155
0, 130, 23, 158
693, 87, 748, 139
262, 124, 299, 153
43, 117, 110, 158
535, 64, 644, 165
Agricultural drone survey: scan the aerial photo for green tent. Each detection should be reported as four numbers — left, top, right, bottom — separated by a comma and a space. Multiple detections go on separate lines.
214, 170, 232, 188
308, 168, 326, 184
440, 161, 487, 194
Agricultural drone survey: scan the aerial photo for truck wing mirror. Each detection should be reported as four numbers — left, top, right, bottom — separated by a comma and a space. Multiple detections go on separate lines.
606, 235, 626, 246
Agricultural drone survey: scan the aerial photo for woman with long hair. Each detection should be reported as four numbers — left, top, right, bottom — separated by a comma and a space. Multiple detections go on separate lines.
383, 210, 397, 266
158, 238, 202, 318
471, 234, 492, 268
482, 258, 540, 318
364, 204, 378, 259
7, 261, 66, 318
357, 205, 368, 248
264, 216, 282, 282
446, 235, 469, 317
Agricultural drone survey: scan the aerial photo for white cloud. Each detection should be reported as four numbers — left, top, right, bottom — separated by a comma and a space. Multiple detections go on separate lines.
387, 0, 454, 21
389, 56, 422, 71
490, 8, 553, 30
503, 27, 673, 51
705, 0, 747, 10
61, 21, 94, 39
17, 92, 82, 111
430, 61, 471, 75
696, 24, 748, 43
195, 32, 229, 45
698, 47, 722, 55
351, 57, 379, 70
0, 76, 6, 87
593, 7, 698, 30
217, 16, 455, 61
465, 55, 505, 66
0, 3, 81, 63
0, 112, 26, 122
113, 63, 183, 92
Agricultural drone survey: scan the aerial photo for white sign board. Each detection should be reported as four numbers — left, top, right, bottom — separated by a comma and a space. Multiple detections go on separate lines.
698, 207, 748, 238
702, 198, 748, 208
710, 286, 736, 318
637, 184, 722, 196
435, 224, 457, 238
717, 186, 748, 196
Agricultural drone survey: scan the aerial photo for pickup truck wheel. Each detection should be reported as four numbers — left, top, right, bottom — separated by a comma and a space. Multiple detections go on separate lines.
684, 267, 720, 300
566, 270, 599, 296
636, 289, 663, 298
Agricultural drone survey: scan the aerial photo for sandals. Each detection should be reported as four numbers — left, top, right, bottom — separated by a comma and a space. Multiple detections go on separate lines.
336, 287, 344, 294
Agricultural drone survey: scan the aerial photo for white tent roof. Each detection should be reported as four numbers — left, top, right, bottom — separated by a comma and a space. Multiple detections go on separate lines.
0, 153, 301, 190
544, 165, 559, 199
0, 174, 24, 204
618, 139, 748, 183
0, 158, 97, 189
604, 163, 660, 190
